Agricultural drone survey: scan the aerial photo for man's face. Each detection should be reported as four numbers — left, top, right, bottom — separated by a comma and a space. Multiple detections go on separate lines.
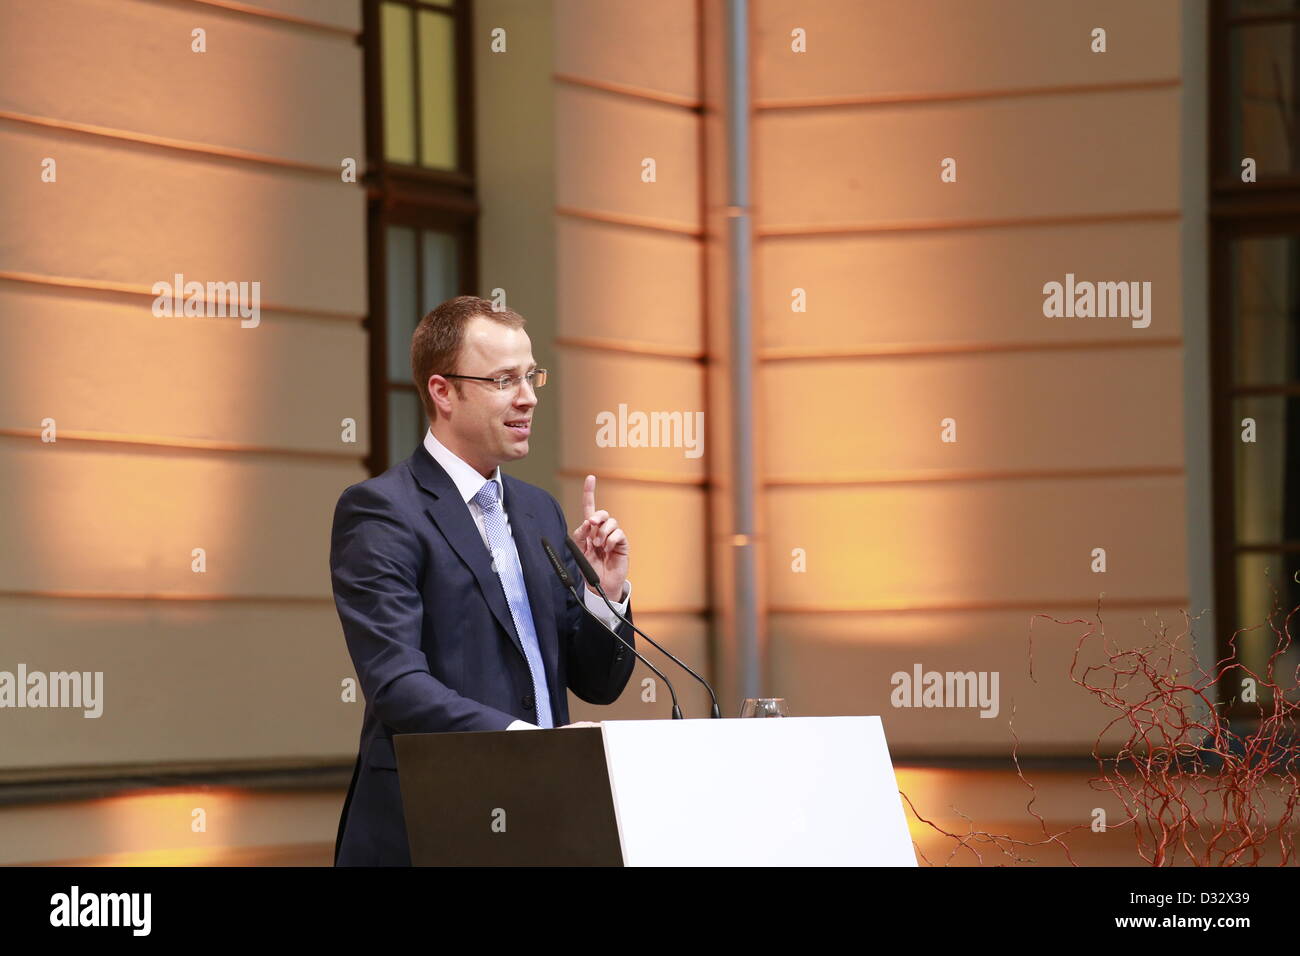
432, 315, 538, 477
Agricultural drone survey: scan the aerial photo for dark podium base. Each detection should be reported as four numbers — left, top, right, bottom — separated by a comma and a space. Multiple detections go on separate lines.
394, 727, 623, 866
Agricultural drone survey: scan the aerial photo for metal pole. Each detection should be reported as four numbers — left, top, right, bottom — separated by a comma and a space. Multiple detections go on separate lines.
725, 0, 760, 700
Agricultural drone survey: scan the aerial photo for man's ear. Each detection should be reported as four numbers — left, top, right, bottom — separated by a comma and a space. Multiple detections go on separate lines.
428, 374, 454, 418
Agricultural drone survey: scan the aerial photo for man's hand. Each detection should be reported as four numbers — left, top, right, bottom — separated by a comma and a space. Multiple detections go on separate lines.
560, 721, 601, 728
570, 474, 629, 600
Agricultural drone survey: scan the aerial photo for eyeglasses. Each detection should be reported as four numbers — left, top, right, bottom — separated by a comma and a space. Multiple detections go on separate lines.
438, 368, 548, 391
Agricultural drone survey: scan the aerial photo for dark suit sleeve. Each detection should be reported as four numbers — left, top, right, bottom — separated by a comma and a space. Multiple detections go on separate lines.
331, 482, 518, 733
548, 494, 637, 705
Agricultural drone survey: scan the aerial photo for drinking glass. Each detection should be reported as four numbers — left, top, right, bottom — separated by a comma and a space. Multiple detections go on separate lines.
739, 698, 790, 717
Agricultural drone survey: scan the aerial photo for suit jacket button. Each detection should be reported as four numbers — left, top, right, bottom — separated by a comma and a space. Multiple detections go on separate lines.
522, 694, 534, 709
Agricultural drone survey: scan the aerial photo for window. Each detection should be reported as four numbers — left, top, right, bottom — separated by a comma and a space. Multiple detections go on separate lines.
1211, 0, 1300, 709
363, 0, 478, 472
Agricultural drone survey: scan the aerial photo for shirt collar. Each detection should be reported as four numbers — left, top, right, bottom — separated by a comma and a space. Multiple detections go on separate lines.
424, 428, 504, 507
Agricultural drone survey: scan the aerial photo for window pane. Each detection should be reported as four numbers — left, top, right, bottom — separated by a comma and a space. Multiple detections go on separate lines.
421, 230, 460, 314
1228, 24, 1299, 175
388, 389, 424, 465
382, 2, 416, 164
1234, 395, 1300, 545
386, 225, 417, 383
1232, 236, 1300, 385
1234, 552, 1300, 706
417, 10, 457, 169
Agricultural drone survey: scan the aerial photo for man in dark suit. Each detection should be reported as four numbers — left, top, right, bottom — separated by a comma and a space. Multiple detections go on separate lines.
330, 295, 636, 866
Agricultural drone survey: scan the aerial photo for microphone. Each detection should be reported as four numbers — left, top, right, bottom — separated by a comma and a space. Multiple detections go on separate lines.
540, 537, 682, 719
564, 535, 722, 719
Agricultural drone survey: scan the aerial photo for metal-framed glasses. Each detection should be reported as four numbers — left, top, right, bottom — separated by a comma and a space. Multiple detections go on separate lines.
439, 368, 548, 391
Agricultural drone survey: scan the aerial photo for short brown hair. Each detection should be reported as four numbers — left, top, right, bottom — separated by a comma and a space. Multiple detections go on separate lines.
411, 295, 527, 422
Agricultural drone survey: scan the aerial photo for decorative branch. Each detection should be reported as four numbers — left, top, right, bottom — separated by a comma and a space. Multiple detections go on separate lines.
902, 573, 1300, 866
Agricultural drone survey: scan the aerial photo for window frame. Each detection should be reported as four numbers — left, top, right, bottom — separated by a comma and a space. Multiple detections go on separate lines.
362, 0, 479, 474
1209, 0, 1300, 712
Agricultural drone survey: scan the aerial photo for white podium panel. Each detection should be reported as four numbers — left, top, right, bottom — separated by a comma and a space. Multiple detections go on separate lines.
599, 716, 916, 866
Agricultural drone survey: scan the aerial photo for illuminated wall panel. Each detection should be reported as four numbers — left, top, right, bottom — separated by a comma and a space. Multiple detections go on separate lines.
0, 443, 360, 597
768, 605, 1194, 755
0, 598, 356, 770
0, 126, 365, 316
556, 218, 703, 353
0, 284, 366, 454
556, 348, 706, 480
0, 0, 362, 166
555, 0, 699, 99
753, 0, 1179, 101
755, 89, 1179, 229
766, 479, 1187, 611
761, 349, 1185, 481
555, 86, 701, 228
757, 221, 1181, 355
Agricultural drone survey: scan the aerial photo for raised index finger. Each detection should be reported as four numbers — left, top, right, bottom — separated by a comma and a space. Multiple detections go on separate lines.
583, 474, 596, 519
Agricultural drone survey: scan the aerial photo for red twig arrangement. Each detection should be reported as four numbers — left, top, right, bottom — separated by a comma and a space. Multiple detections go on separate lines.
901, 574, 1300, 866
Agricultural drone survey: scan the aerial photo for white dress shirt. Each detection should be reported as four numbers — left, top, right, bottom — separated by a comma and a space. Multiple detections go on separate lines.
422, 428, 631, 730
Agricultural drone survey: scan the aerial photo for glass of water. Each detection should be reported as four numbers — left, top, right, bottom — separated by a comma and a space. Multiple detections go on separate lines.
739, 698, 790, 717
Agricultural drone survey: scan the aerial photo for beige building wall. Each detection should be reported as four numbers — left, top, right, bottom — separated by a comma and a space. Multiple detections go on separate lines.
0, 0, 366, 772
474, 0, 560, 498
552, 0, 715, 721
0, 0, 1208, 778
753, 0, 1192, 754
502, 0, 1201, 745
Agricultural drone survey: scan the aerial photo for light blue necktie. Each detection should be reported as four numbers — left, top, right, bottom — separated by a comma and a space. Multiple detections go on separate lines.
473, 480, 554, 728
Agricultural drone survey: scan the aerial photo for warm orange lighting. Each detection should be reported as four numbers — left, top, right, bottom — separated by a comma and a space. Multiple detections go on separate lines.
95, 787, 238, 851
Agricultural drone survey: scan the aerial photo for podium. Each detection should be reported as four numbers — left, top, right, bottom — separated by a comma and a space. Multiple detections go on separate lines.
393, 715, 916, 866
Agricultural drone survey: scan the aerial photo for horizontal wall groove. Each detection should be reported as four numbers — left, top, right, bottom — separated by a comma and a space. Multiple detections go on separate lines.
0, 757, 353, 806
554, 72, 702, 110
770, 595, 1190, 615
760, 337, 1183, 361
0, 429, 365, 463
556, 336, 706, 361
557, 466, 706, 487
0, 110, 352, 179
765, 465, 1184, 487
0, 590, 332, 604
755, 76, 1181, 112
0, 590, 707, 616
555, 205, 703, 237
597, 607, 708, 616
159, 0, 360, 38
756, 209, 1181, 238
0, 272, 365, 323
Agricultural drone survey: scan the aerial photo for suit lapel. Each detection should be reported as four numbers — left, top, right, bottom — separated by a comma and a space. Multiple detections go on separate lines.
409, 444, 524, 661
408, 444, 561, 709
